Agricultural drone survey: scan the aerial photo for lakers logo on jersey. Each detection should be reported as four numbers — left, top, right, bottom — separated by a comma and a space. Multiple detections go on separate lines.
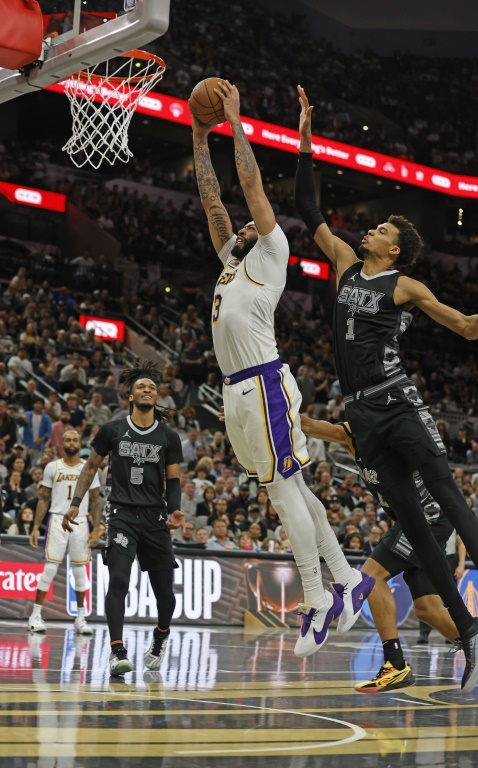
217, 270, 237, 286
282, 455, 292, 473
337, 285, 385, 314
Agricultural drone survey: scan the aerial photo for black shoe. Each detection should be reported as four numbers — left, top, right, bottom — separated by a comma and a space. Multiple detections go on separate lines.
144, 628, 170, 670
460, 618, 478, 692
109, 644, 133, 676
415, 635, 429, 645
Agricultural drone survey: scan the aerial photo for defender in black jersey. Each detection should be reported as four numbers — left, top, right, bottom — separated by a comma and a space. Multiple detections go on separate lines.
301, 416, 461, 693
62, 361, 184, 676
295, 86, 478, 692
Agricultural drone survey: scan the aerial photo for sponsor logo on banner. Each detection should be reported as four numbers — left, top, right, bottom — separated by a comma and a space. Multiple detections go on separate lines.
15, 188, 42, 204
355, 153, 377, 168
0, 562, 53, 600
431, 174, 451, 189
169, 102, 184, 118
66, 556, 92, 616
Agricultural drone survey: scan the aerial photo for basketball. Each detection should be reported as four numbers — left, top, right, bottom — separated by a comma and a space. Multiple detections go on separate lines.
188, 77, 225, 126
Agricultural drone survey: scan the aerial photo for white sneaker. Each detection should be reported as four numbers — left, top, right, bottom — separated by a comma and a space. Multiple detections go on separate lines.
332, 569, 376, 634
294, 591, 344, 658
74, 615, 93, 635
28, 614, 47, 633
144, 629, 170, 670
109, 646, 133, 676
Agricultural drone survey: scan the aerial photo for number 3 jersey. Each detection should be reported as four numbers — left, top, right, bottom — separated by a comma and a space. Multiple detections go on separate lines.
333, 262, 413, 396
42, 457, 100, 517
91, 416, 183, 509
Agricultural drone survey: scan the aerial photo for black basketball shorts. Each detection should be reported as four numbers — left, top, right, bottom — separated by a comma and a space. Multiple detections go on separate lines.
345, 377, 447, 491
369, 517, 453, 601
104, 505, 177, 572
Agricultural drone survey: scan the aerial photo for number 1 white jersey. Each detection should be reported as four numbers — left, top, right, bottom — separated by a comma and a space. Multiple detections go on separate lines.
42, 458, 100, 517
212, 223, 289, 375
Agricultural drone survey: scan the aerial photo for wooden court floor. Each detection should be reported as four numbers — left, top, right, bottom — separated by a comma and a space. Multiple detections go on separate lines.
0, 620, 477, 767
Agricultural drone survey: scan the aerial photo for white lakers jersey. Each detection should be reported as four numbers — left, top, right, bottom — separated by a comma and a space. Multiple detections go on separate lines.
212, 223, 289, 375
42, 458, 101, 516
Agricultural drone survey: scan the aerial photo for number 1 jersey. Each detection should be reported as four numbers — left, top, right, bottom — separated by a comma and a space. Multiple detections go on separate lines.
42, 458, 100, 517
91, 416, 183, 509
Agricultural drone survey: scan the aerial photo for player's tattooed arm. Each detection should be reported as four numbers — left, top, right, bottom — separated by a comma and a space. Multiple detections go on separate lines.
29, 485, 52, 548
87, 487, 103, 548
191, 118, 233, 253
62, 448, 104, 532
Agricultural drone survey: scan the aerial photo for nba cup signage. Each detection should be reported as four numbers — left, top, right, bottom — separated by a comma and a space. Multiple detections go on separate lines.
66, 556, 92, 617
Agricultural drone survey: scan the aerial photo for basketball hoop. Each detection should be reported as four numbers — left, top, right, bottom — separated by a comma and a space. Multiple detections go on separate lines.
61, 49, 166, 169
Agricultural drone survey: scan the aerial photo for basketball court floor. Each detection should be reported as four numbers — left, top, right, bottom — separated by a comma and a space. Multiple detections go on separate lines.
1, 620, 477, 767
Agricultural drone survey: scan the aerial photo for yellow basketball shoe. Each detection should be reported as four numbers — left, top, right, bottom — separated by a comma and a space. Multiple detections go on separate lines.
354, 661, 415, 694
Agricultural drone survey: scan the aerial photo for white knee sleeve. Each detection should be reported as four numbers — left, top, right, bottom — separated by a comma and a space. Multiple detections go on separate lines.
38, 562, 59, 592
71, 563, 86, 592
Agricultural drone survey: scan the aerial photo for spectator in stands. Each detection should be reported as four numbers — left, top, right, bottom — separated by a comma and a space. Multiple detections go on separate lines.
342, 531, 365, 554
24, 466, 43, 503
0, 400, 17, 446
247, 522, 264, 550
264, 506, 281, 536
91, 374, 120, 408
20, 397, 52, 456
360, 506, 379, 538
181, 428, 203, 465
452, 426, 473, 463
8, 346, 33, 381
38, 366, 61, 396
194, 527, 209, 544
85, 392, 110, 426
173, 520, 196, 545
47, 408, 72, 456
345, 482, 365, 512
208, 497, 229, 525
178, 406, 201, 432
180, 480, 198, 518
206, 518, 235, 550
363, 525, 383, 557
296, 365, 316, 410
44, 391, 62, 422
237, 532, 253, 550
65, 393, 86, 431
2, 470, 27, 518
15, 379, 37, 412
4, 443, 30, 472
59, 355, 87, 386
156, 382, 176, 412
7, 504, 35, 536
195, 485, 216, 519
11, 457, 31, 489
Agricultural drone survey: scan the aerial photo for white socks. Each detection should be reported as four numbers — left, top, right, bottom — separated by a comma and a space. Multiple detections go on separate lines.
32, 604, 42, 617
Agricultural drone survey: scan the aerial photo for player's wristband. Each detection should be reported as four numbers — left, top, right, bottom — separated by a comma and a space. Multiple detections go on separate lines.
71, 496, 82, 508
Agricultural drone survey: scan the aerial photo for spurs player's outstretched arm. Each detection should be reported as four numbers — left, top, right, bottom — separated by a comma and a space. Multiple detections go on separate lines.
191, 114, 234, 253
215, 80, 276, 237
295, 85, 359, 281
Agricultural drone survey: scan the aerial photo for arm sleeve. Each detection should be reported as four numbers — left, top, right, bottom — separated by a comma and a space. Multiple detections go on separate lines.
165, 429, 184, 466
166, 477, 181, 513
90, 422, 114, 457
295, 152, 326, 236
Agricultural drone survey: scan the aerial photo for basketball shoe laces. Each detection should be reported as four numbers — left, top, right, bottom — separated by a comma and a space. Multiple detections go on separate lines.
113, 645, 128, 660
151, 629, 169, 656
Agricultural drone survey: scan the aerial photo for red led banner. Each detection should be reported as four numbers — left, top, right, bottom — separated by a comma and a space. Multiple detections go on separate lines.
47, 82, 478, 199
79, 314, 125, 342
0, 181, 66, 212
289, 256, 330, 280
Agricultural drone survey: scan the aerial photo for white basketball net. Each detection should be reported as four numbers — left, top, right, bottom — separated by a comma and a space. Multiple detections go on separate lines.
62, 53, 165, 169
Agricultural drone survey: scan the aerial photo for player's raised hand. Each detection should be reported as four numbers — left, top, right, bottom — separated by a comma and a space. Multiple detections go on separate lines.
62, 506, 80, 533
214, 80, 240, 123
166, 510, 184, 530
298, 85, 314, 141
190, 112, 213, 139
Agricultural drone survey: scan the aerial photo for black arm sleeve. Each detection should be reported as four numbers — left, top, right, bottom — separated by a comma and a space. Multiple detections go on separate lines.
295, 152, 326, 236
166, 477, 181, 513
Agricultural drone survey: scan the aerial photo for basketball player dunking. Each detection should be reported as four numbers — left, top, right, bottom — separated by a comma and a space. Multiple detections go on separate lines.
191, 79, 375, 658
295, 85, 478, 691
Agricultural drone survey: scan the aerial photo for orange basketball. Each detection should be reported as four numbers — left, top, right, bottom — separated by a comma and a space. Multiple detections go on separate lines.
189, 77, 225, 127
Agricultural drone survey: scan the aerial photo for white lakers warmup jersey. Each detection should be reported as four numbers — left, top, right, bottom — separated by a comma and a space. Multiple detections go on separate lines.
42, 458, 100, 516
212, 223, 289, 375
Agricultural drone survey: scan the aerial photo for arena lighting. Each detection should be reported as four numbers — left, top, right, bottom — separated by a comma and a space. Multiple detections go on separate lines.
78, 315, 125, 342
289, 256, 330, 280
45, 84, 478, 200
0, 181, 66, 212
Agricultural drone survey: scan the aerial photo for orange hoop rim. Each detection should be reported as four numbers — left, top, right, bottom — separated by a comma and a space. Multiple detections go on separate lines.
74, 49, 166, 84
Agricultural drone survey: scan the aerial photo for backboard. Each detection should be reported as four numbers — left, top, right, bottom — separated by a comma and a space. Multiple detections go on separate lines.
0, 0, 170, 104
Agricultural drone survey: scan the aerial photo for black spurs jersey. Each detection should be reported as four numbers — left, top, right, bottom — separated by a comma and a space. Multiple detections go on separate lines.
333, 262, 413, 395
91, 415, 183, 509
